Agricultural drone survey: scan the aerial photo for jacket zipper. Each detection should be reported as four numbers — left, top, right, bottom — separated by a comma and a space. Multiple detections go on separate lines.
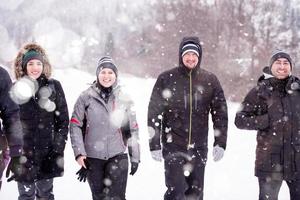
187, 70, 193, 150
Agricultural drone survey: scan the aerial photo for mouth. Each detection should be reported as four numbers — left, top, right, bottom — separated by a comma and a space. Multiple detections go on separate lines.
102, 79, 112, 83
30, 71, 41, 75
277, 70, 287, 74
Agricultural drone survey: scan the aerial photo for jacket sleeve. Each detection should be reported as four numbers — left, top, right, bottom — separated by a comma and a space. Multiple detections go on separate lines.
210, 75, 228, 149
0, 68, 23, 157
148, 74, 165, 151
69, 93, 87, 158
235, 87, 269, 131
126, 99, 140, 163
53, 80, 69, 154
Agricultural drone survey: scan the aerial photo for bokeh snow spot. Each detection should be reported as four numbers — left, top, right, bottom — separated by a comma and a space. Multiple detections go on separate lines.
148, 126, 155, 138
10, 77, 38, 104
162, 88, 172, 99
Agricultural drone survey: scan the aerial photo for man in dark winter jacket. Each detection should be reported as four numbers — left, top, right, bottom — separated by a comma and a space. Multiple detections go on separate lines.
0, 66, 23, 190
148, 36, 228, 200
235, 50, 300, 200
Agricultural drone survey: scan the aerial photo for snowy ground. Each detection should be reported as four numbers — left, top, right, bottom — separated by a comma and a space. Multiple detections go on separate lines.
0, 68, 290, 199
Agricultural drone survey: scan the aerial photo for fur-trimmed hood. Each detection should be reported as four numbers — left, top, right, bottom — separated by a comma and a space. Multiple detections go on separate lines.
13, 43, 52, 79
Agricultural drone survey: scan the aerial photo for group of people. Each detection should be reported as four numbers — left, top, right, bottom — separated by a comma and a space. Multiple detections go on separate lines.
0, 36, 299, 200
0, 43, 140, 200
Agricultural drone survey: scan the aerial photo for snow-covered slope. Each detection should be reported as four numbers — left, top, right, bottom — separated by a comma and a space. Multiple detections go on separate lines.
0, 68, 289, 199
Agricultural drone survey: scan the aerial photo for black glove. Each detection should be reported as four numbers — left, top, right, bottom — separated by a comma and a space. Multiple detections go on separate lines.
42, 150, 63, 173
76, 159, 90, 182
129, 162, 139, 176
5, 156, 23, 182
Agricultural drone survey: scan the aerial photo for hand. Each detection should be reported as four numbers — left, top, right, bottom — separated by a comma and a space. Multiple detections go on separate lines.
151, 150, 162, 162
213, 145, 225, 162
5, 156, 23, 182
76, 159, 90, 182
129, 162, 139, 176
76, 155, 87, 168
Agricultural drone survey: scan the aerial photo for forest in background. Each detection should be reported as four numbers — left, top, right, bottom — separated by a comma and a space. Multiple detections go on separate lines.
1, 0, 300, 101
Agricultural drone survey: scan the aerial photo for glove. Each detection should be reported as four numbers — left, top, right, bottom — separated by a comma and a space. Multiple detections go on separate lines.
129, 162, 139, 176
5, 156, 23, 182
76, 159, 90, 182
213, 145, 225, 162
151, 150, 162, 162
42, 150, 63, 173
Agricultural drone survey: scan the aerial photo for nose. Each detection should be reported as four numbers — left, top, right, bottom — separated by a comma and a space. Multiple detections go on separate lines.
279, 63, 286, 68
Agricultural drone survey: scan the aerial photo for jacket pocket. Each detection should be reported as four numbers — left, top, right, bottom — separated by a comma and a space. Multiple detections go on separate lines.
256, 145, 283, 172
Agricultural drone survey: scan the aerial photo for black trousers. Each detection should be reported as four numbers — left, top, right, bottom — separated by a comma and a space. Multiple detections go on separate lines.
17, 179, 54, 200
163, 147, 207, 200
258, 177, 300, 200
87, 154, 129, 200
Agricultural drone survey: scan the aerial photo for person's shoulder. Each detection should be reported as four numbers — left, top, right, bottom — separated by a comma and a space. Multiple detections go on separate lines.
158, 67, 180, 79
46, 78, 62, 90
199, 68, 219, 79
48, 78, 60, 85
0, 66, 10, 78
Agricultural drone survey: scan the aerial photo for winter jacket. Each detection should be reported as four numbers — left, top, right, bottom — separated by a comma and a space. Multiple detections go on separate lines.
70, 82, 140, 163
0, 66, 23, 157
148, 36, 228, 156
12, 43, 69, 182
235, 67, 300, 180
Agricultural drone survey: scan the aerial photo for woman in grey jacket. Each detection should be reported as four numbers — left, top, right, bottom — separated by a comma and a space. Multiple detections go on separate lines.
70, 56, 140, 200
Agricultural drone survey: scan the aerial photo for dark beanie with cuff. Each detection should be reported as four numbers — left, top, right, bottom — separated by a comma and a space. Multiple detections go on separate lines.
96, 56, 118, 77
269, 50, 292, 70
181, 43, 201, 57
22, 50, 44, 70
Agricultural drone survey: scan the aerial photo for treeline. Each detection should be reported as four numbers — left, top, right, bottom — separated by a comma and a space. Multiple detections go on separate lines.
1, 0, 300, 101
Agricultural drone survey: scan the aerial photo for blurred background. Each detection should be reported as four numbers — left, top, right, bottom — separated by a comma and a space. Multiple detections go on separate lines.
1, 0, 300, 101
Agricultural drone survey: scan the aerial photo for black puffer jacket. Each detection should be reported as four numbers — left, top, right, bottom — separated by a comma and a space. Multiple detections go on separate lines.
18, 75, 69, 182
0, 66, 23, 157
148, 37, 228, 156
235, 67, 300, 180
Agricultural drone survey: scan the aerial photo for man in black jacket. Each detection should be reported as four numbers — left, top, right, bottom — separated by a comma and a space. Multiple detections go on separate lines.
235, 50, 300, 200
0, 66, 23, 190
148, 36, 228, 200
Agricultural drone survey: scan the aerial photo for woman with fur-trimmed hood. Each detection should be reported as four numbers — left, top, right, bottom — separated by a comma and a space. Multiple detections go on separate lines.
10, 43, 69, 200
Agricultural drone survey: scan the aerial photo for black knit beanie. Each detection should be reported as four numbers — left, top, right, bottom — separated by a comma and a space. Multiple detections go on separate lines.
96, 56, 118, 77
181, 43, 201, 57
22, 50, 44, 70
269, 50, 292, 70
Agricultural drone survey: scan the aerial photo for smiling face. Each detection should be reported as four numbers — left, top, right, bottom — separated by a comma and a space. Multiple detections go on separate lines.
26, 59, 43, 79
182, 52, 199, 70
98, 68, 116, 88
271, 58, 291, 79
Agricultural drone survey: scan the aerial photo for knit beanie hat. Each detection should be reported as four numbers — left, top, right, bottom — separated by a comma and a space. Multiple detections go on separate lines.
96, 56, 118, 77
22, 50, 44, 70
181, 43, 201, 57
269, 50, 292, 70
